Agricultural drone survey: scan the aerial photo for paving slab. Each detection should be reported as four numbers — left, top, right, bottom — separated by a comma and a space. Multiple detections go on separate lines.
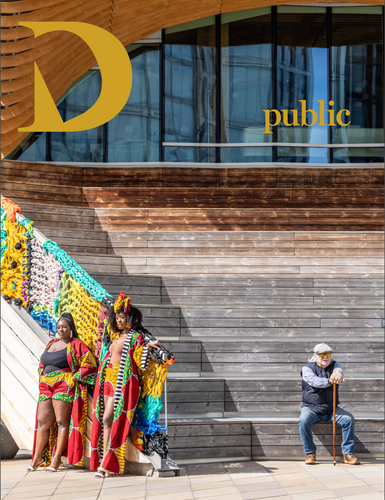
1, 458, 383, 500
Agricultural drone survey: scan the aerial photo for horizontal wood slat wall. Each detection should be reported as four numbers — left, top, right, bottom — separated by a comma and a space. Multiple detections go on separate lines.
2, 161, 384, 189
94, 209, 384, 233
2, 0, 380, 158
165, 378, 385, 416
167, 419, 383, 460
2, 161, 383, 231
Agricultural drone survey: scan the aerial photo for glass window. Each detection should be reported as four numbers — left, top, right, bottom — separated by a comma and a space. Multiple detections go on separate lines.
331, 7, 384, 163
108, 44, 160, 162
277, 7, 328, 163
221, 8, 273, 163
51, 71, 104, 162
165, 17, 216, 162
12, 133, 47, 161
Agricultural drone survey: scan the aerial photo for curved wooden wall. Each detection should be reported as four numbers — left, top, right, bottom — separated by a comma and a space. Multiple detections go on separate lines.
1, 0, 382, 158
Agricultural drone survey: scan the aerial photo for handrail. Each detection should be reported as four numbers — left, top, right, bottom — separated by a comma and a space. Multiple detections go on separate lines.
16, 212, 47, 245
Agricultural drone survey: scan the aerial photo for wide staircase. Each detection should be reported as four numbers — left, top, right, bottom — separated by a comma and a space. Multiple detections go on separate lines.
1, 160, 384, 462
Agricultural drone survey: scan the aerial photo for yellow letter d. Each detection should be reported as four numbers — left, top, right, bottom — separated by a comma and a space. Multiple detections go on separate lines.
18, 22, 132, 132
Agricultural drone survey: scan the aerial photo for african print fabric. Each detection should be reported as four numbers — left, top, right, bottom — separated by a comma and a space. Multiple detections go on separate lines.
104, 363, 120, 397
38, 369, 75, 403
90, 330, 149, 474
33, 338, 97, 467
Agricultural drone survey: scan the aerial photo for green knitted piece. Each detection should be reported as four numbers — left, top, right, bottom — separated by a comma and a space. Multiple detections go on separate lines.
43, 240, 111, 302
57, 272, 71, 318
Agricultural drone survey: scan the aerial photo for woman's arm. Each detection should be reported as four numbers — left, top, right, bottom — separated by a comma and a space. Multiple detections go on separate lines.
71, 341, 98, 386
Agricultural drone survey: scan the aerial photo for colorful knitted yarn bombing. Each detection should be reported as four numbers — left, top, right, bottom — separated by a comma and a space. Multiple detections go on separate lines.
66, 276, 102, 352
42, 240, 111, 302
56, 272, 71, 318
18, 217, 34, 237
1, 220, 29, 305
31, 304, 57, 333
95, 306, 108, 359
1, 208, 8, 265
1, 197, 20, 223
29, 239, 63, 311
132, 359, 167, 435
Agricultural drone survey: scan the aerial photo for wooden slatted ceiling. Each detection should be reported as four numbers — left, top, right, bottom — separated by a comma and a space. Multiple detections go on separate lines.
1, 0, 382, 158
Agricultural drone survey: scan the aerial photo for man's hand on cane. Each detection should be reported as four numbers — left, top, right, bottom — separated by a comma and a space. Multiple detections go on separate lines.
329, 371, 344, 385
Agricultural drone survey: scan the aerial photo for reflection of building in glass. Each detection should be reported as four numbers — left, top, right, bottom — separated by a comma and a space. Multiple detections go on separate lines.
333, 44, 383, 162
165, 24, 216, 163
10, 6, 384, 165
277, 46, 314, 162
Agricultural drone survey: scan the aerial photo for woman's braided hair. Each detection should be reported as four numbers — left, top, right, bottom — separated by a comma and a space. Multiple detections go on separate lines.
58, 312, 79, 339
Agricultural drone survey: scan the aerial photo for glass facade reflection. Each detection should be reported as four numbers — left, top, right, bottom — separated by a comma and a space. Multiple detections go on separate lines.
164, 18, 216, 162
108, 45, 160, 162
11, 6, 384, 164
277, 7, 328, 162
51, 72, 104, 162
331, 9, 384, 163
221, 9, 272, 163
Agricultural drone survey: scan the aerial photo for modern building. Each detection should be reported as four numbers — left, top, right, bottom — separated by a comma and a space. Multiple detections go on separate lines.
4, 5, 384, 166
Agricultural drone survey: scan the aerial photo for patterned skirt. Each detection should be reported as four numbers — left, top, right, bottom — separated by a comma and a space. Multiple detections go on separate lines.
39, 369, 75, 403
104, 363, 120, 397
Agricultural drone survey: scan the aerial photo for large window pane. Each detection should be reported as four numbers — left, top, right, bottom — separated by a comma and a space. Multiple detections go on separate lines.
12, 133, 47, 161
277, 7, 328, 163
108, 44, 160, 162
221, 8, 272, 163
51, 72, 104, 162
165, 17, 216, 162
331, 7, 384, 163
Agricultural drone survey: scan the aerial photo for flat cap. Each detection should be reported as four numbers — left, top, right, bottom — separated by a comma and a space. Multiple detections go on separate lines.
313, 343, 333, 354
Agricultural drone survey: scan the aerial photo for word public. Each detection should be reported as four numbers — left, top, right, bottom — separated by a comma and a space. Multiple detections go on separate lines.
263, 100, 351, 134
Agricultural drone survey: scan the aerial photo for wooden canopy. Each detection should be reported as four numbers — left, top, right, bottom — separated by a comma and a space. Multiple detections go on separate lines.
1, 0, 383, 158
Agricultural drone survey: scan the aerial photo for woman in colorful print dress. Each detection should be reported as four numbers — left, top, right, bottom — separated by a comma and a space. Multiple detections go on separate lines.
28, 312, 98, 472
90, 293, 160, 477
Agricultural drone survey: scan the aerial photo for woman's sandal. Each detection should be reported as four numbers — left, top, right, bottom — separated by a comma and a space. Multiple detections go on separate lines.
27, 461, 46, 472
45, 462, 63, 472
93, 466, 109, 478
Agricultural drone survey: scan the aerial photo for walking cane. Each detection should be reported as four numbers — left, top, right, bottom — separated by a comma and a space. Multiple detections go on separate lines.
333, 383, 336, 466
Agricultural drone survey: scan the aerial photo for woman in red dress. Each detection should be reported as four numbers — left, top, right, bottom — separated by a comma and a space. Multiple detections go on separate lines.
90, 293, 160, 477
28, 312, 98, 472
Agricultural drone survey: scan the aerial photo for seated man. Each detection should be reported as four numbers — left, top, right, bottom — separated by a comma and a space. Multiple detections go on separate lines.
299, 342, 360, 465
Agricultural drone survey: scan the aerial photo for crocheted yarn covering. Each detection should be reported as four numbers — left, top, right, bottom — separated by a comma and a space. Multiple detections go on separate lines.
59, 275, 102, 351
1, 197, 20, 223
30, 239, 62, 311
95, 306, 108, 359
42, 240, 111, 302
1, 208, 8, 265
132, 359, 167, 435
1, 220, 29, 305
18, 216, 34, 236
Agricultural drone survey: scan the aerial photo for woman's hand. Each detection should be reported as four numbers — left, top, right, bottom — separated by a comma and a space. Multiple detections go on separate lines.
147, 340, 162, 351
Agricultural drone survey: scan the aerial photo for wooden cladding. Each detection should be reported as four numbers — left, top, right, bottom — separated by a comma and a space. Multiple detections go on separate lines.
1, 0, 382, 158
2, 161, 384, 189
1, 161, 384, 231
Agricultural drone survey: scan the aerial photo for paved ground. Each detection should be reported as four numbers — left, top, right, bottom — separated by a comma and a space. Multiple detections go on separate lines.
1, 459, 383, 500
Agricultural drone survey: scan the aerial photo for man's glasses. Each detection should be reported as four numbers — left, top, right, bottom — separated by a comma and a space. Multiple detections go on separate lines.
317, 352, 332, 358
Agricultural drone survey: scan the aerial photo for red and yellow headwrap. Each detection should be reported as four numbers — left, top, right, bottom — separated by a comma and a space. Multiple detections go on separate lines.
114, 292, 131, 314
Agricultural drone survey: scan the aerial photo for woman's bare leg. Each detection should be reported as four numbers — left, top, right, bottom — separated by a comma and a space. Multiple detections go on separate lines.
100, 395, 115, 468
50, 399, 73, 469
31, 399, 56, 467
